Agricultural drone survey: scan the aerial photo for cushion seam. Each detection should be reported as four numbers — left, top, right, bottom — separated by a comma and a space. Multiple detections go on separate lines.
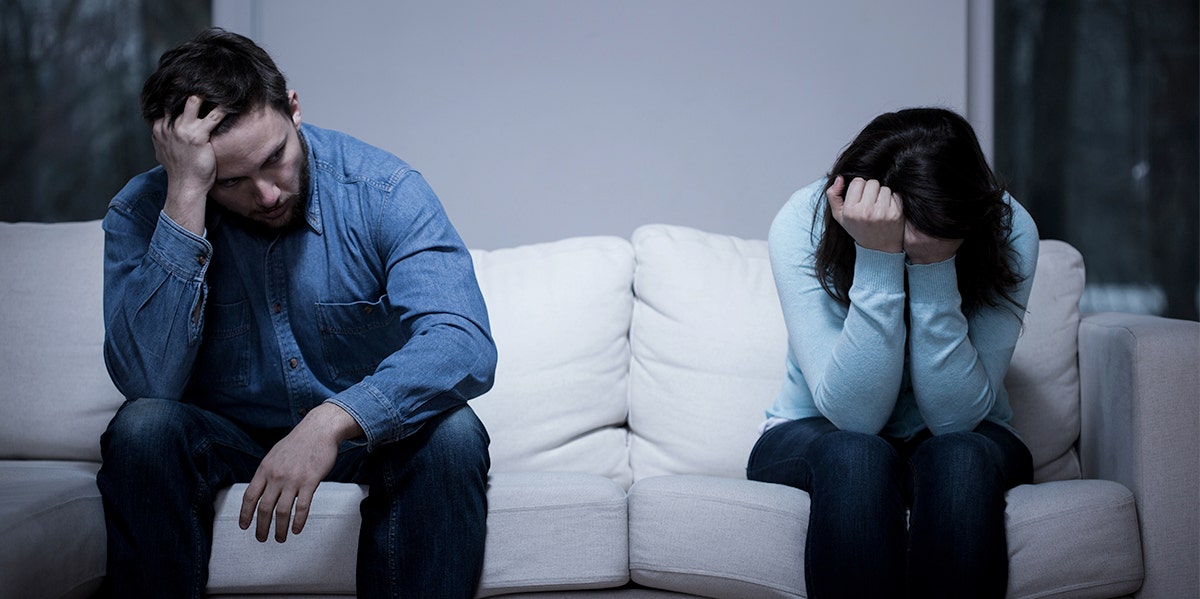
631, 489, 804, 520
630, 563, 799, 594
1007, 495, 1136, 529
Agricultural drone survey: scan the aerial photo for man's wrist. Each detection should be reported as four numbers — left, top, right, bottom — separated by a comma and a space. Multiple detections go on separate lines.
163, 186, 209, 236
313, 401, 365, 443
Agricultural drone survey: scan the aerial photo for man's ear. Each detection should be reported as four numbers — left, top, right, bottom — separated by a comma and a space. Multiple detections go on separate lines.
288, 90, 302, 128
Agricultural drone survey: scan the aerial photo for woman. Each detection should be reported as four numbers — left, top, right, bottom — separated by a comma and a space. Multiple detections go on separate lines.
747, 108, 1039, 598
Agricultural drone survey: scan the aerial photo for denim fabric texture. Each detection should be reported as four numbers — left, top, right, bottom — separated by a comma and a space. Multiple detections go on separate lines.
98, 399, 490, 598
747, 417, 1032, 599
101, 124, 496, 449
98, 124, 496, 597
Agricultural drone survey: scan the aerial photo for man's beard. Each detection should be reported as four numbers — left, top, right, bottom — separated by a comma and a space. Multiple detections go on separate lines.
216, 132, 311, 238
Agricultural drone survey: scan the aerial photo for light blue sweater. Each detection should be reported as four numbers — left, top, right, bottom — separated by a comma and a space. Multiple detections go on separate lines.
764, 179, 1039, 440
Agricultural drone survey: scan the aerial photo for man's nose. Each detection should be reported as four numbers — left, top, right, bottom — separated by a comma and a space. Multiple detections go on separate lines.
255, 178, 281, 206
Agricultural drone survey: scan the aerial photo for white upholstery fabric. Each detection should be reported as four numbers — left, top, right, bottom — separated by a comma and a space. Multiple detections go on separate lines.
0, 221, 123, 461
208, 482, 365, 594
0, 461, 105, 599
208, 472, 630, 596
1006, 240, 1086, 482
1079, 313, 1200, 599
478, 472, 630, 596
629, 476, 1143, 599
470, 237, 636, 488
1005, 480, 1143, 598
628, 225, 788, 482
628, 475, 807, 599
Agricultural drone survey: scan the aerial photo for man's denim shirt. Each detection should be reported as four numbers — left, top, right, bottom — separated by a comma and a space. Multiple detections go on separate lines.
102, 124, 496, 449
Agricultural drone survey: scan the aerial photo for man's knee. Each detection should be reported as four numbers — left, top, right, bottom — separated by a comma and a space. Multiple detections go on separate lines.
431, 404, 489, 452
371, 405, 490, 482
418, 405, 490, 478
101, 397, 192, 459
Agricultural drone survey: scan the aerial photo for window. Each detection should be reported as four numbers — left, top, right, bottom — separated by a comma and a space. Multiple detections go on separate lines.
995, 0, 1199, 320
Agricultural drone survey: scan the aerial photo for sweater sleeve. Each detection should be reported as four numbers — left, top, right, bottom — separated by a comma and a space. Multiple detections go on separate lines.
905, 196, 1039, 434
768, 182, 908, 434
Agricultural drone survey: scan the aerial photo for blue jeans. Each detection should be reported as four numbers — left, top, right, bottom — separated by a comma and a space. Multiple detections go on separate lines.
746, 417, 1032, 599
96, 398, 490, 598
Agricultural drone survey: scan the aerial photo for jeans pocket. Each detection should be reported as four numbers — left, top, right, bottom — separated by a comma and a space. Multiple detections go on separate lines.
195, 299, 251, 386
315, 295, 402, 382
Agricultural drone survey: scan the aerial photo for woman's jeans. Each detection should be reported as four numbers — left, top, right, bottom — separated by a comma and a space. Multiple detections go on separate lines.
96, 398, 490, 599
746, 417, 1032, 599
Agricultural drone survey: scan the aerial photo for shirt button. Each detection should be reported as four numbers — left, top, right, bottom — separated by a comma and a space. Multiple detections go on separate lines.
363, 305, 373, 314
196, 255, 207, 265
273, 303, 282, 314
288, 358, 298, 369
298, 407, 308, 416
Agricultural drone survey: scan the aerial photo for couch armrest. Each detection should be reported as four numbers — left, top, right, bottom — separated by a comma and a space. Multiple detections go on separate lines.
1079, 312, 1199, 599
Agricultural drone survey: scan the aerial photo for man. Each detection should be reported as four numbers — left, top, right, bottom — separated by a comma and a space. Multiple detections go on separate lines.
97, 28, 496, 598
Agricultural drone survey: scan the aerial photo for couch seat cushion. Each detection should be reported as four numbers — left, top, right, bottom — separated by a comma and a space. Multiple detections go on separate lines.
1005, 479, 1143, 598
629, 475, 808, 598
207, 471, 629, 596
478, 471, 630, 596
0, 460, 105, 599
628, 475, 1142, 599
208, 481, 365, 594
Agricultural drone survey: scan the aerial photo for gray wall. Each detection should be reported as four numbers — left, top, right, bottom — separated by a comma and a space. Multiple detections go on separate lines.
216, 0, 987, 249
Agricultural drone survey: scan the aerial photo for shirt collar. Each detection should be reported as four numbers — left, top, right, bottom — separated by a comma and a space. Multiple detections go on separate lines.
300, 127, 323, 236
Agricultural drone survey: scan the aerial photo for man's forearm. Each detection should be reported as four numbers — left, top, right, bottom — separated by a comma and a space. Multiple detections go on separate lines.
103, 207, 212, 400
162, 185, 209, 237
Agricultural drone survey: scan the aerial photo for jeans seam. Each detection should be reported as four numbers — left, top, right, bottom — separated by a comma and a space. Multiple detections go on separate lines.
191, 437, 211, 599
383, 450, 400, 598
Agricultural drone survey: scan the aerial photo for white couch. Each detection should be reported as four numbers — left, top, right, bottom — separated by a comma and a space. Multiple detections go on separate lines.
1, 220, 1196, 598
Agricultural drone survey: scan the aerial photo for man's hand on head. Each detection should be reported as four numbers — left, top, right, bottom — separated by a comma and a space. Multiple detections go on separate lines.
154, 95, 225, 236
239, 402, 364, 543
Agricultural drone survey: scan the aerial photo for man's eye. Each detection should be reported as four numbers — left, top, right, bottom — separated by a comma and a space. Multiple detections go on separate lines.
217, 178, 241, 188
266, 150, 283, 164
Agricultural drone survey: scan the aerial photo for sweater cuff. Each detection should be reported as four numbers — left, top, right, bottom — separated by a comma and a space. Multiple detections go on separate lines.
852, 245, 906, 293
906, 255, 960, 304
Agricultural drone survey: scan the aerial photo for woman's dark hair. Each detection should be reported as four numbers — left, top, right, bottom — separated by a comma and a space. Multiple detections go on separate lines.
814, 107, 1024, 315
140, 28, 290, 134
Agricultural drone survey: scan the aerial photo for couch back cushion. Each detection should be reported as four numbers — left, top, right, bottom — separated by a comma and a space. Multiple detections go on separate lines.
1006, 240, 1084, 481
0, 220, 124, 461
628, 225, 788, 481
0, 219, 1084, 484
470, 236, 636, 488
627, 225, 1084, 484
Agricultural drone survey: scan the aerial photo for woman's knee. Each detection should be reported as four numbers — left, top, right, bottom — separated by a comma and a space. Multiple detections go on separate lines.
808, 429, 900, 475
912, 431, 1001, 484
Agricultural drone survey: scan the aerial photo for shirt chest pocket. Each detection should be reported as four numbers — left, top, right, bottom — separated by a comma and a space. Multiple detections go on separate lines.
195, 299, 251, 387
315, 295, 403, 382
